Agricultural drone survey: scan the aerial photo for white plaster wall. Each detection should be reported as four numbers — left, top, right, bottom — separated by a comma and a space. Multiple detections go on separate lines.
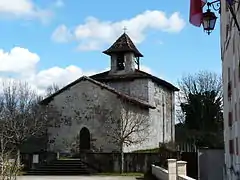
221, 0, 240, 179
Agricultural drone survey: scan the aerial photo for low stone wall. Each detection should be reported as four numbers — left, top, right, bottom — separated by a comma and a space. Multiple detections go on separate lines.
152, 159, 196, 180
152, 165, 168, 180
80, 151, 180, 173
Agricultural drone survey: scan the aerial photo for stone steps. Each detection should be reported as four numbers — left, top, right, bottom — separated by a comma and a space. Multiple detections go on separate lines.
24, 159, 93, 176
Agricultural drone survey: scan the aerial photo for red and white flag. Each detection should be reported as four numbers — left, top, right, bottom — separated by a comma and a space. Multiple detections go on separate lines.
189, 0, 207, 27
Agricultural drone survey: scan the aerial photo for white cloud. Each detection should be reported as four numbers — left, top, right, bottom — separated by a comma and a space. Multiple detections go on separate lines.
52, 10, 186, 51
0, 0, 52, 22
0, 47, 39, 73
0, 47, 159, 96
29, 65, 97, 92
51, 25, 73, 43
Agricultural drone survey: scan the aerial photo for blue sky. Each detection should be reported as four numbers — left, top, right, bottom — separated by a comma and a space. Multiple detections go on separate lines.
0, 0, 221, 93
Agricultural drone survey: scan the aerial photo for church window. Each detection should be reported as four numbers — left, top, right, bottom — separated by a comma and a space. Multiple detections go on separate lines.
116, 54, 125, 70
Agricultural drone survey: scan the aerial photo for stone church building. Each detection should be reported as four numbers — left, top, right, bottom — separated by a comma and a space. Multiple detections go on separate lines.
41, 33, 179, 155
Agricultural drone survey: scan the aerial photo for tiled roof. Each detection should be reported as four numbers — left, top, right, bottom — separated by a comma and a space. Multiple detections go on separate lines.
103, 33, 143, 57
40, 76, 155, 109
90, 70, 179, 91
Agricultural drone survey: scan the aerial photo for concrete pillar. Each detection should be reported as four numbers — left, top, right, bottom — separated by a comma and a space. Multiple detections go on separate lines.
168, 159, 177, 180
177, 161, 187, 176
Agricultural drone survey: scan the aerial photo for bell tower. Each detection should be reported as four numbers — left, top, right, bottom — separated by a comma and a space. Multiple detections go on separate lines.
103, 33, 143, 74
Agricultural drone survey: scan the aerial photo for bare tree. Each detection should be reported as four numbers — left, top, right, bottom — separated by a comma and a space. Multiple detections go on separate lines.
177, 70, 222, 104
0, 80, 57, 170
0, 134, 23, 180
176, 70, 222, 123
45, 83, 60, 97
105, 101, 150, 173
77, 92, 150, 173
0, 89, 22, 180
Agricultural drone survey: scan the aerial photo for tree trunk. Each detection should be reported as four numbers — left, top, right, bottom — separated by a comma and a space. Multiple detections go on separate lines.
17, 148, 20, 167
0, 138, 4, 176
121, 150, 124, 174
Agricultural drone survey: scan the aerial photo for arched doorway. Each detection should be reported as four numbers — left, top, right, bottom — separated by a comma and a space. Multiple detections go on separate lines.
80, 127, 90, 151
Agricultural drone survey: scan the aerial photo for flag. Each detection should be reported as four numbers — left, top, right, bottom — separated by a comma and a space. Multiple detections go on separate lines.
189, 0, 207, 27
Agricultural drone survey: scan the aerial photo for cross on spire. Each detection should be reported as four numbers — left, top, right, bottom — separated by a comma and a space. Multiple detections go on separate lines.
123, 26, 127, 33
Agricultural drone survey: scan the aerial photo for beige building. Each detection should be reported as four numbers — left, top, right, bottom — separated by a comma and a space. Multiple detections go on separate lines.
221, 0, 240, 179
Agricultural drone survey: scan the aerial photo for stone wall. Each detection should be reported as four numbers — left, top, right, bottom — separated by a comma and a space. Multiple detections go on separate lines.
152, 159, 196, 180
148, 81, 175, 146
47, 80, 122, 153
80, 152, 179, 173
106, 78, 149, 102
107, 78, 175, 151
46, 79, 150, 154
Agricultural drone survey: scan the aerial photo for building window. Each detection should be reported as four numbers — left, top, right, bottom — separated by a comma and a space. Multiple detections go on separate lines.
226, 24, 229, 39
228, 81, 232, 100
226, 2, 229, 12
229, 111, 233, 127
229, 139, 234, 154
228, 67, 232, 99
116, 54, 125, 70
236, 138, 239, 155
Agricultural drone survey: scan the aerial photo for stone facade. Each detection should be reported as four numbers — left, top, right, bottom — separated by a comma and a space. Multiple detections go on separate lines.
46, 79, 149, 153
104, 79, 175, 152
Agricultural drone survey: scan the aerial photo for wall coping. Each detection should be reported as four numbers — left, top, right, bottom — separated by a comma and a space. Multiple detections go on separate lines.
178, 175, 196, 180
152, 164, 168, 173
168, 159, 177, 162
177, 161, 187, 164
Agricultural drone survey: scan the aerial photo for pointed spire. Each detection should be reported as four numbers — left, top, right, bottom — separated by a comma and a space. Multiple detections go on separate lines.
103, 33, 143, 57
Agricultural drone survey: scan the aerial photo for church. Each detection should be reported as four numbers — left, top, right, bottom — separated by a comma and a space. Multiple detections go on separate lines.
41, 33, 179, 155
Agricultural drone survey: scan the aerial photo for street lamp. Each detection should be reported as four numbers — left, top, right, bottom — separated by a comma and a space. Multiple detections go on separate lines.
202, 0, 220, 35
202, 0, 240, 35
202, 9, 218, 35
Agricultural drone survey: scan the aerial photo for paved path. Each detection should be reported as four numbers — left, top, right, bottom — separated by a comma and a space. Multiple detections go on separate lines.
17, 176, 138, 180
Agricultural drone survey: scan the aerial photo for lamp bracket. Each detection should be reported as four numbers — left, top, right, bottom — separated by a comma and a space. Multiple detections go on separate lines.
207, 0, 221, 14
207, 0, 240, 34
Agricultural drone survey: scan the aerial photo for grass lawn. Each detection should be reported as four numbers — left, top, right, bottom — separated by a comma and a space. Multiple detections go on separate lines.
96, 172, 144, 176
